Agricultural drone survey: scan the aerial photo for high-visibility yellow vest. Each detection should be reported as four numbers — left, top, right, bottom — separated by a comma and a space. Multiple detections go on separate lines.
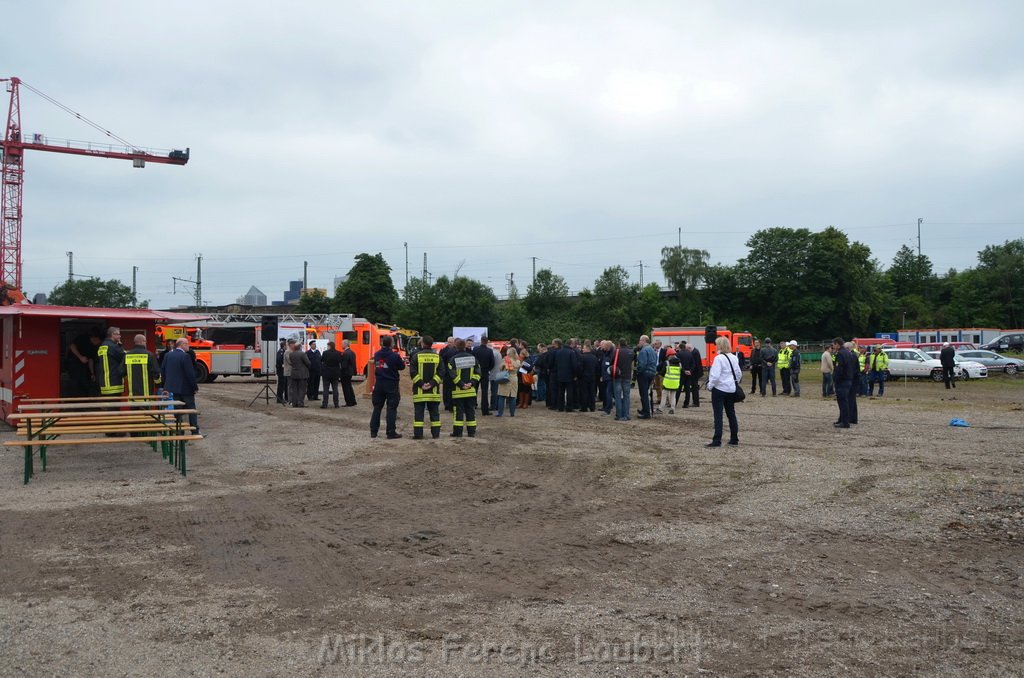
869, 351, 889, 371
662, 364, 682, 390
778, 347, 791, 369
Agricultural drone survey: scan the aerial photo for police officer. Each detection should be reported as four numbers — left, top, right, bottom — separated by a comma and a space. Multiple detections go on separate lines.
778, 340, 792, 395
369, 335, 405, 439
121, 334, 161, 399
867, 344, 889, 397
410, 335, 443, 439
95, 326, 126, 396
446, 338, 480, 437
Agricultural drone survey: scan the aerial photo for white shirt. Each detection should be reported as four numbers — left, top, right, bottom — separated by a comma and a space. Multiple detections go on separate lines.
707, 353, 742, 393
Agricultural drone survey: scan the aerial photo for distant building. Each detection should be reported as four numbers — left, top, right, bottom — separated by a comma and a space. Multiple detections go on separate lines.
282, 280, 303, 305
32, 293, 47, 305
333, 275, 347, 294
235, 285, 267, 306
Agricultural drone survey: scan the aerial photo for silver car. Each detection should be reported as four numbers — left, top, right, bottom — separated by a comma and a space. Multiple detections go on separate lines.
956, 350, 1024, 376
925, 351, 987, 379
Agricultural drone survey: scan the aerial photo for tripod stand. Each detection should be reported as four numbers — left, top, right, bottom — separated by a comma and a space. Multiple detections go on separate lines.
248, 371, 278, 408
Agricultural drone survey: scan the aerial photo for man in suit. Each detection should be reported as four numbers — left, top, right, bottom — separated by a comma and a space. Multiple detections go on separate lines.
275, 339, 288, 404
320, 341, 343, 408
306, 340, 322, 401
832, 338, 855, 428
162, 338, 201, 436
288, 340, 311, 407
472, 335, 497, 416
339, 339, 358, 406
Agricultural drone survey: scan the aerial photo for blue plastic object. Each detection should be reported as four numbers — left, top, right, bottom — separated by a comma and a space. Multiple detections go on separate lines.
949, 418, 971, 427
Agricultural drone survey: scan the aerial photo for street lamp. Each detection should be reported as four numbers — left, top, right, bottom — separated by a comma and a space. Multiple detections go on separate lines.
902, 311, 906, 330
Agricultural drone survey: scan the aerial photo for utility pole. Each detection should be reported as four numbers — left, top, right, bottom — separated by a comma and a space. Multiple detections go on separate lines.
132, 266, 138, 305
532, 256, 537, 286
678, 227, 681, 248
638, 260, 644, 287
303, 260, 308, 290
66, 251, 73, 282
195, 254, 203, 307
505, 272, 515, 297
422, 252, 428, 283
404, 242, 409, 288
917, 217, 923, 258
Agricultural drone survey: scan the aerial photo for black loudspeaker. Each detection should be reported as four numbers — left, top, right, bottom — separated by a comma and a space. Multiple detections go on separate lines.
261, 315, 278, 338
704, 325, 717, 344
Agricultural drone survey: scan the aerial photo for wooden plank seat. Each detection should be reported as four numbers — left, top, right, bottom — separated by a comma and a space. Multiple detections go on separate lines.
7, 407, 200, 484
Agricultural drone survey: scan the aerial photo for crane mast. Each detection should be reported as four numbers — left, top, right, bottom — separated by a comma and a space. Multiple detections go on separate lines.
0, 76, 189, 291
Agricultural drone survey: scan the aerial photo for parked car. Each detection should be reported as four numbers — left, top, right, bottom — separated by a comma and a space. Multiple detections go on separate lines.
924, 351, 988, 379
955, 350, 1024, 375
882, 347, 951, 381
915, 342, 976, 353
979, 332, 1024, 353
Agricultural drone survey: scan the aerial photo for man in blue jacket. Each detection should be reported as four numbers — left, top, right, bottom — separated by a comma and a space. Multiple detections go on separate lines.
635, 335, 658, 419
161, 338, 201, 436
370, 335, 406, 439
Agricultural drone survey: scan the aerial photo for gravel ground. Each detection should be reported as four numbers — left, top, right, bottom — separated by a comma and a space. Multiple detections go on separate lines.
1, 374, 1022, 676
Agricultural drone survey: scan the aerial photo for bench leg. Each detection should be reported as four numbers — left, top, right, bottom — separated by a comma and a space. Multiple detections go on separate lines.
23, 444, 31, 485
178, 440, 187, 477
40, 445, 47, 471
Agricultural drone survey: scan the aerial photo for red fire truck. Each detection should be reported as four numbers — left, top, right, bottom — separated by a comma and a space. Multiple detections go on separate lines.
651, 326, 754, 367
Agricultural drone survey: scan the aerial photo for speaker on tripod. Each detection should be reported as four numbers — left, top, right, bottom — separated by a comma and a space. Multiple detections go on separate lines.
248, 316, 280, 407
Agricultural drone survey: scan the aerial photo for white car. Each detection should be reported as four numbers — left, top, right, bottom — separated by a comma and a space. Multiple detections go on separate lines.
881, 347, 950, 381
924, 351, 988, 379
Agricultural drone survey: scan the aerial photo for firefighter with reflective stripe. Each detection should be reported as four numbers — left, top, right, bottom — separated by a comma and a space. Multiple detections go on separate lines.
410, 335, 443, 439
854, 343, 868, 396
446, 338, 481, 437
659, 349, 682, 413
121, 334, 161, 398
94, 326, 126, 396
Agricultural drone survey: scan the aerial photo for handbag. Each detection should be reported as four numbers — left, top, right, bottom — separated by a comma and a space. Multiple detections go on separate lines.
495, 369, 510, 384
726, 355, 745, 402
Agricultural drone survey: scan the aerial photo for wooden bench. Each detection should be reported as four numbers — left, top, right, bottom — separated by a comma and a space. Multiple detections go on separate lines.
7, 404, 201, 484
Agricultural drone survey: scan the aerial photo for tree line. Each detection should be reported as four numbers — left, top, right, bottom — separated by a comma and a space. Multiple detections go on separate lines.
309, 232, 1024, 342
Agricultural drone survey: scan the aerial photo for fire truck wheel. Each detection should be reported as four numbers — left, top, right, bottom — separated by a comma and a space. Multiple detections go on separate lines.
194, 360, 210, 383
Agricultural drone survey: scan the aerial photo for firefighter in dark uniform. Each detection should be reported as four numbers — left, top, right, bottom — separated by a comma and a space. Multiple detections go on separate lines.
94, 326, 126, 396
446, 338, 481, 437
121, 334, 162, 399
410, 335, 443, 439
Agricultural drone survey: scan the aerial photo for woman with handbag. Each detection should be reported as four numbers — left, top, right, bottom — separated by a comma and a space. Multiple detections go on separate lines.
705, 336, 743, 447
496, 346, 521, 416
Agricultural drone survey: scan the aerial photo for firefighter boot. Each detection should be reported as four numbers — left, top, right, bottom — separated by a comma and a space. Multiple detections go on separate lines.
413, 428, 424, 440
467, 426, 476, 438
450, 427, 463, 438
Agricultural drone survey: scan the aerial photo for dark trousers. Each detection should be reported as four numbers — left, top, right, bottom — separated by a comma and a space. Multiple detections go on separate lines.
556, 380, 573, 411
276, 371, 288, 403
868, 370, 886, 396
413, 400, 441, 438
710, 388, 738, 444
822, 372, 834, 397
684, 375, 700, 407
637, 372, 654, 416
452, 397, 476, 436
478, 377, 491, 414
289, 378, 307, 407
835, 381, 851, 426
943, 366, 956, 389
545, 375, 557, 408
443, 382, 454, 411
370, 383, 400, 436
579, 378, 596, 411
749, 365, 762, 393
761, 365, 776, 395
307, 369, 320, 400
848, 380, 859, 424
171, 392, 199, 434
536, 374, 548, 403
321, 375, 339, 406
780, 367, 791, 394
601, 381, 614, 413
340, 375, 357, 406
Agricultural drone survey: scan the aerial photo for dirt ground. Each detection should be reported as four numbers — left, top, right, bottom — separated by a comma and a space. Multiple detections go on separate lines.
1, 373, 1022, 677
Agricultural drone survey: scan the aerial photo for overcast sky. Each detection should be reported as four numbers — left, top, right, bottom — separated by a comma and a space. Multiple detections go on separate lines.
6, 1, 1023, 309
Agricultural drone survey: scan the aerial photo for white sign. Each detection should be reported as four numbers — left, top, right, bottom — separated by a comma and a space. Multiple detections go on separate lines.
452, 326, 488, 343
278, 322, 307, 345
